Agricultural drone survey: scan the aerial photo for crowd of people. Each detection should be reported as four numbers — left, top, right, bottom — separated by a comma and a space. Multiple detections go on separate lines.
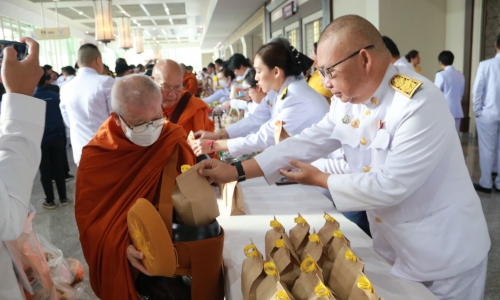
0, 13, 499, 300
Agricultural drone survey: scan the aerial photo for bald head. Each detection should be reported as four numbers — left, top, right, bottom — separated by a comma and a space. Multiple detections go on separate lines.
153, 59, 183, 82
111, 74, 162, 123
151, 59, 185, 108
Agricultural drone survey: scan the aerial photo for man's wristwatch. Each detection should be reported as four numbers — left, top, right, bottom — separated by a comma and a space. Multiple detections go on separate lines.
231, 161, 246, 182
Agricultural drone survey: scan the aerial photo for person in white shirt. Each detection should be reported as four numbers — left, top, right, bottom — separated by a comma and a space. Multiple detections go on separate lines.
203, 68, 234, 105
382, 36, 414, 72
472, 33, 500, 193
58, 65, 76, 88
199, 15, 490, 300
60, 43, 114, 165
227, 53, 251, 84
0, 37, 46, 300
207, 63, 216, 79
191, 41, 329, 158
434, 51, 465, 132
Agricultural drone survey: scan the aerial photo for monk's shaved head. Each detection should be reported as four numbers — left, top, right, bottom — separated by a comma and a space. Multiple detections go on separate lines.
151, 59, 185, 108
111, 74, 162, 123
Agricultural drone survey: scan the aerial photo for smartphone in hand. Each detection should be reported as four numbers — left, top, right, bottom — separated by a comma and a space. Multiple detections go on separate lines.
0, 40, 29, 71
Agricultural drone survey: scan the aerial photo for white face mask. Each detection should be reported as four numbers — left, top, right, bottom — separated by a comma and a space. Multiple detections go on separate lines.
120, 117, 163, 147
219, 79, 229, 89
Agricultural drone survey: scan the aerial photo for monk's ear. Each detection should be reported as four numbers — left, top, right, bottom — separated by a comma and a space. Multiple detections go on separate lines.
110, 112, 121, 127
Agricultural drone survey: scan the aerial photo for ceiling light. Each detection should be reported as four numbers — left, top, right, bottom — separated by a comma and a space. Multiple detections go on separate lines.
153, 37, 156, 40
79, 11, 83, 15
93, 0, 115, 43
133, 28, 144, 54
138, 23, 141, 27
157, 41, 160, 44
86, 31, 89, 34
153, 28, 155, 30
132, 19, 137, 23
116, 16, 132, 50
169, 18, 173, 25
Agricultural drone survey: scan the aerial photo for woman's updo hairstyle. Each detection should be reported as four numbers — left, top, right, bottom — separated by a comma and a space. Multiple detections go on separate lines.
256, 42, 304, 77
244, 68, 257, 88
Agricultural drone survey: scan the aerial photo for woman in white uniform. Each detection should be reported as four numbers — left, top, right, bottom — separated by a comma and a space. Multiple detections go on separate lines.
191, 41, 329, 157
202, 68, 235, 105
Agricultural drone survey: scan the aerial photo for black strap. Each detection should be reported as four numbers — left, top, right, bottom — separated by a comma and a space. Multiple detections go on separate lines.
169, 92, 191, 124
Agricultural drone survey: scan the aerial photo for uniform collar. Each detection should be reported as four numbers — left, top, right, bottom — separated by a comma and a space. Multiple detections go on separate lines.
78, 67, 99, 75
363, 64, 397, 107
496, 53, 500, 59
444, 65, 455, 71
277, 76, 299, 100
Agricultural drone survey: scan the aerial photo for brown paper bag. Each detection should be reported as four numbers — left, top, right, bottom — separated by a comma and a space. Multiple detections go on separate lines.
270, 281, 296, 300
328, 245, 365, 300
265, 217, 293, 260
171, 163, 220, 226
289, 213, 310, 258
242, 240, 266, 300
222, 181, 245, 215
347, 271, 381, 300
291, 252, 324, 299
273, 238, 301, 290
301, 230, 334, 285
317, 212, 340, 251
307, 275, 337, 300
274, 120, 290, 144
325, 230, 351, 263
256, 259, 284, 300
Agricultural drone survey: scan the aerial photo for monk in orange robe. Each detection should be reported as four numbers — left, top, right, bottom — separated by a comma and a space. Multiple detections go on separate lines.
75, 75, 196, 299
153, 59, 214, 135
181, 64, 199, 95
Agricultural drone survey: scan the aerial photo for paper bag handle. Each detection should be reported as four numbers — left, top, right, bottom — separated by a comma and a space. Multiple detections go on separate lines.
158, 144, 179, 236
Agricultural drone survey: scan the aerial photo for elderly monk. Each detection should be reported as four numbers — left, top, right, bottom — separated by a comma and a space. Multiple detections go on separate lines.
180, 63, 199, 95
152, 59, 214, 135
198, 15, 490, 300
75, 74, 196, 299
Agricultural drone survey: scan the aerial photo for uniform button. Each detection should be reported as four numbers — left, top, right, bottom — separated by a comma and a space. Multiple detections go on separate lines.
360, 138, 367, 145
351, 118, 360, 128
371, 97, 379, 106
363, 166, 371, 172
364, 110, 371, 116
375, 217, 382, 223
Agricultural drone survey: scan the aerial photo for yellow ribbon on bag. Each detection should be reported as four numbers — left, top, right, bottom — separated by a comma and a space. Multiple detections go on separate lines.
344, 249, 358, 262
300, 254, 317, 273
180, 165, 191, 173
308, 233, 320, 243
275, 291, 289, 300
294, 215, 307, 224
264, 261, 278, 276
324, 212, 336, 223
357, 275, 374, 293
270, 219, 282, 228
333, 229, 344, 239
275, 239, 286, 248
314, 281, 331, 297
243, 243, 258, 258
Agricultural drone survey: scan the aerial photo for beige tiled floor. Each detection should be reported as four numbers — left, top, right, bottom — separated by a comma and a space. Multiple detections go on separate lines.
28, 135, 499, 299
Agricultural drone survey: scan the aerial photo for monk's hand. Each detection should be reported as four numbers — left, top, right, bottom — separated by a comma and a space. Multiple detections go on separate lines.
194, 130, 219, 140
279, 159, 329, 189
127, 244, 153, 276
198, 159, 238, 184
191, 139, 213, 156
2, 37, 43, 96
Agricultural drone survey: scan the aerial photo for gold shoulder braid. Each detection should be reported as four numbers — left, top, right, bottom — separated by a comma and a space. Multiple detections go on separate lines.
280, 87, 288, 101
389, 74, 423, 99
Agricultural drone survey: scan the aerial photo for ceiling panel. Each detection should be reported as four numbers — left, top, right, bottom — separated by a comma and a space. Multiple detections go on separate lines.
166, 3, 186, 15
48, 7, 85, 20
82, 22, 95, 28
154, 19, 171, 26
172, 19, 187, 25
77, 6, 95, 18
136, 20, 155, 26
143, 4, 166, 17
120, 4, 147, 17
28, 0, 77, 2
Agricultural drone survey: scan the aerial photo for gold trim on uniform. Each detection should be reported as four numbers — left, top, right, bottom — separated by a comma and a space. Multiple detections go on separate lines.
351, 118, 360, 128
364, 110, 370, 116
375, 217, 382, 223
360, 138, 367, 145
363, 166, 371, 172
280, 87, 288, 100
371, 97, 379, 106
389, 74, 423, 99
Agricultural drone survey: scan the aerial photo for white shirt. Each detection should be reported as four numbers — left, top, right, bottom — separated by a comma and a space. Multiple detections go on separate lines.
472, 53, 500, 119
394, 57, 414, 72
203, 88, 230, 105
255, 64, 490, 281
0, 94, 45, 299
235, 67, 250, 84
227, 76, 329, 157
56, 75, 65, 85
60, 67, 114, 165
58, 75, 75, 88
434, 66, 465, 118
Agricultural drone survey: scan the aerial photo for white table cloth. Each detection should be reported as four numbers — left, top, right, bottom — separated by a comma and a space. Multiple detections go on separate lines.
216, 178, 438, 300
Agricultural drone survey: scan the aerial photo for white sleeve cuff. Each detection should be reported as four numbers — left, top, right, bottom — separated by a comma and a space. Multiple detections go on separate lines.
1, 93, 46, 126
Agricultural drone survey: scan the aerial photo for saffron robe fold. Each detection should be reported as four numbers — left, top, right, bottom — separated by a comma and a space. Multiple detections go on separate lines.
75, 118, 196, 299
164, 91, 215, 135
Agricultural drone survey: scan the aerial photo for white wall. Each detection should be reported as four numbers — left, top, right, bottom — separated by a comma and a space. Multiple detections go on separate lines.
468, 0, 484, 135
445, 0, 466, 73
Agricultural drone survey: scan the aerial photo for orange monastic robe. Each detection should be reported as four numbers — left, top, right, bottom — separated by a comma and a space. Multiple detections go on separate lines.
182, 72, 199, 95
75, 118, 195, 300
164, 90, 215, 134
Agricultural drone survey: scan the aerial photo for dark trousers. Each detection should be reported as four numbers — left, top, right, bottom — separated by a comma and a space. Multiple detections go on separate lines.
40, 136, 67, 201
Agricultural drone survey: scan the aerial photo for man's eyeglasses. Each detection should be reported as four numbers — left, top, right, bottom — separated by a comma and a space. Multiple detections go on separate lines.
318, 45, 375, 79
158, 83, 183, 95
119, 114, 165, 133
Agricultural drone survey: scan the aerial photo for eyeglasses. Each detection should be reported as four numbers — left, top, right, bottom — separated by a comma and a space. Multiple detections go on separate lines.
157, 83, 183, 95
318, 45, 375, 79
119, 114, 166, 133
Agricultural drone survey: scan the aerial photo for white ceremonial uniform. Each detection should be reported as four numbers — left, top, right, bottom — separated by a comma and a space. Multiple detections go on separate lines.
203, 87, 230, 104
473, 53, 500, 189
60, 67, 114, 165
394, 56, 414, 72
0, 94, 45, 299
58, 75, 75, 88
227, 76, 329, 157
434, 66, 465, 131
255, 64, 490, 299
235, 67, 250, 85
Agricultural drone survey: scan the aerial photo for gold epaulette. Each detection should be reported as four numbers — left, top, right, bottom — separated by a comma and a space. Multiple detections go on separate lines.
280, 87, 288, 100
389, 74, 422, 99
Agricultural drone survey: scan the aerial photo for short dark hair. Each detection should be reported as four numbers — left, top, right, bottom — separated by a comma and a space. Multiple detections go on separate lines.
115, 62, 130, 75
38, 67, 50, 87
146, 64, 154, 70
405, 50, 419, 62
313, 42, 318, 55
137, 64, 144, 70
215, 58, 223, 65
116, 58, 127, 65
382, 36, 400, 57
129, 64, 136, 69
78, 43, 101, 66
227, 53, 251, 71
202, 67, 207, 72
244, 68, 257, 88
42, 65, 52, 71
186, 65, 193, 71
62, 66, 76, 76
207, 63, 215, 69
438, 51, 454, 66
256, 42, 302, 77
217, 68, 235, 81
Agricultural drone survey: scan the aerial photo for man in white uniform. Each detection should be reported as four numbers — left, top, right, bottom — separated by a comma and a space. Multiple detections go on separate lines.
472, 33, 500, 193
382, 36, 414, 72
60, 43, 114, 165
434, 51, 464, 132
199, 15, 490, 300
0, 37, 46, 299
